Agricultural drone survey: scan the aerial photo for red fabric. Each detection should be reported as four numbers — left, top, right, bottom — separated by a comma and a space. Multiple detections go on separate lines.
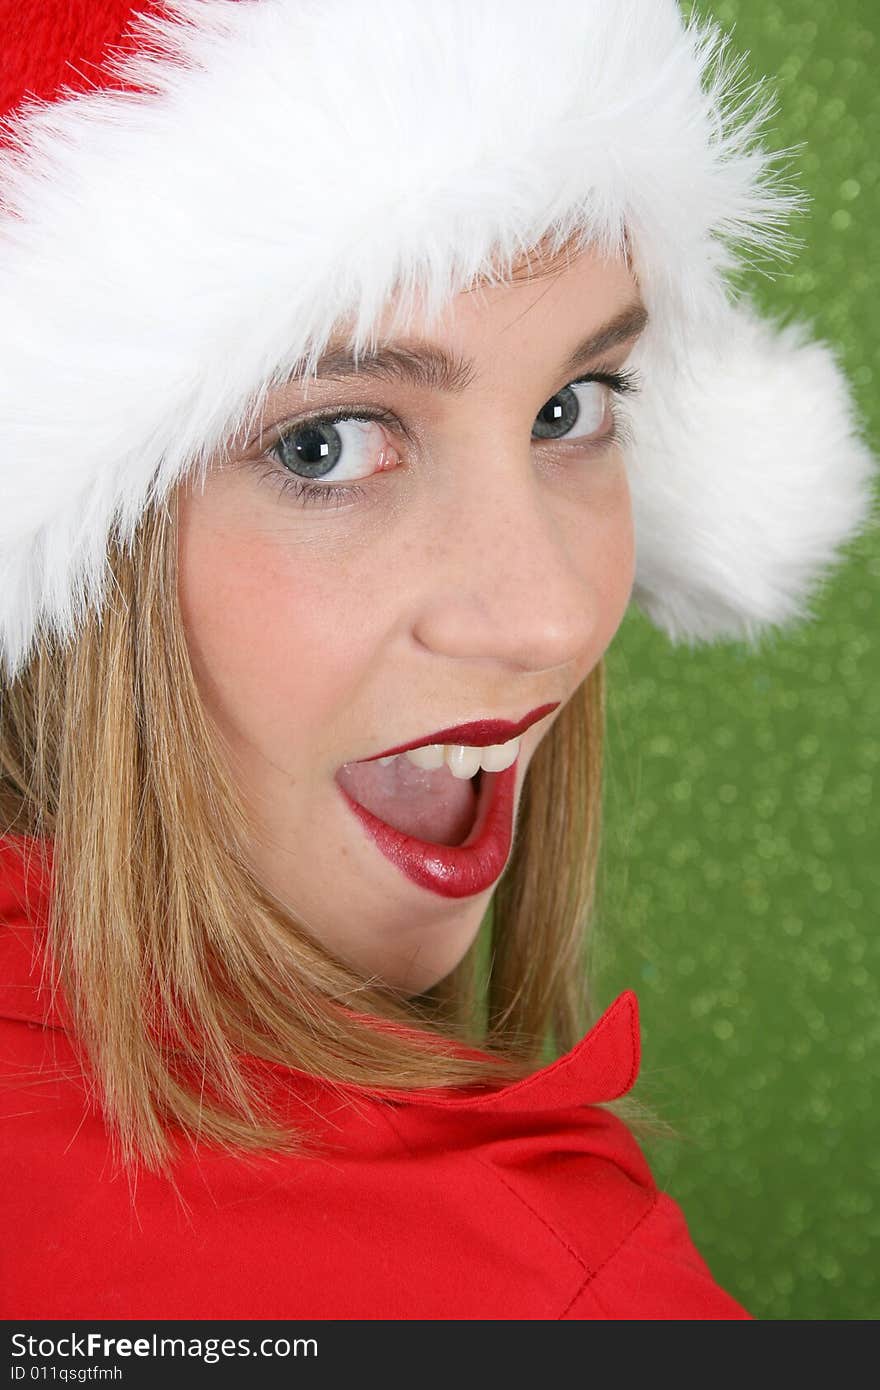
0, 834, 750, 1319
0, 1, 168, 137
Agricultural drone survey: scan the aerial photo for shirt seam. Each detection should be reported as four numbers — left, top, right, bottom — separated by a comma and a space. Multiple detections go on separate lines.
0, 1007, 69, 1035
556, 1188, 661, 1319
378, 1104, 587, 1278
471, 1152, 589, 1276
378, 1102, 666, 1312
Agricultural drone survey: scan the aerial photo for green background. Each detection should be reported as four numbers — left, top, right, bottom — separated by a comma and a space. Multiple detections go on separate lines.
593, 0, 879, 1320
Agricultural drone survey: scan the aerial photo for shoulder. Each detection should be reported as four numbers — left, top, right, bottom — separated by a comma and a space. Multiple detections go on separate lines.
562, 1187, 752, 1319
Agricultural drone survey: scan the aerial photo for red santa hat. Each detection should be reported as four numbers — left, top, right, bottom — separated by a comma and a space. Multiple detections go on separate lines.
0, 0, 876, 682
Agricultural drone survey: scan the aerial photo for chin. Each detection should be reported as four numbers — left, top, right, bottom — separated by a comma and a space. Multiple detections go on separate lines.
390, 940, 477, 1000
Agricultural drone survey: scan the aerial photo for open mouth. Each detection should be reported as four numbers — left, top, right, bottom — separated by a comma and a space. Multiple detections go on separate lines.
335, 755, 485, 846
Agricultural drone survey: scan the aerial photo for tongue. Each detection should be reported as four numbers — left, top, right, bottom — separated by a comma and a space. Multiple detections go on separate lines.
336, 756, 479, 846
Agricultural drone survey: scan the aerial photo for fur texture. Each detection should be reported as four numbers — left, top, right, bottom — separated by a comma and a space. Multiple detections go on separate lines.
626, 302, 877, 646
0, 0, 876, 680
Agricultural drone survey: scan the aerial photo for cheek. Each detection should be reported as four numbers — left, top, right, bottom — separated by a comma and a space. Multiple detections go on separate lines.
571, 458, 636, 645
602, 471, 636, 619
176, 492, 370, 758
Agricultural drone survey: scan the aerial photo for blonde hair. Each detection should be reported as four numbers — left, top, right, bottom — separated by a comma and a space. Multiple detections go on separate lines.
0, 234, 628, 1180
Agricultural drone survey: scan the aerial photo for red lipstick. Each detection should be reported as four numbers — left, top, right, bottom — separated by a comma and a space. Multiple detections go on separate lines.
361, 701, 559, 762
337, 761, 518, 898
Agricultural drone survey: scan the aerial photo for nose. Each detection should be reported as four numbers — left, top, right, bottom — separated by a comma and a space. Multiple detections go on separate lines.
409, 435, 623, 674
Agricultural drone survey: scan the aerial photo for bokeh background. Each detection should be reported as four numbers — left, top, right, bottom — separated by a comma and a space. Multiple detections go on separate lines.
592, 0, 879, 1320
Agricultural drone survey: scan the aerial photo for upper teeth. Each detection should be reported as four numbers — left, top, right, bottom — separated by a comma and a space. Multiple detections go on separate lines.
376, 737, 520, 779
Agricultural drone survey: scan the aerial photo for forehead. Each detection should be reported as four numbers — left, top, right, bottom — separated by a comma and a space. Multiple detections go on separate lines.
302, 246, 642, 391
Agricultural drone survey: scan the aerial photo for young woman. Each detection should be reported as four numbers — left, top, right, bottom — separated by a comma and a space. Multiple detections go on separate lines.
0, 0, 875, 1319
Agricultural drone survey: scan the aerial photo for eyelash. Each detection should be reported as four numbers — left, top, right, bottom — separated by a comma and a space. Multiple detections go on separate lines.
252, 367, 641, 510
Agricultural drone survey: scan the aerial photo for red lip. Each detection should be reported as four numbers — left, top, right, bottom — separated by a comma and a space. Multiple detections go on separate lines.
337, 761, 518, 898
360, 702, 559, 762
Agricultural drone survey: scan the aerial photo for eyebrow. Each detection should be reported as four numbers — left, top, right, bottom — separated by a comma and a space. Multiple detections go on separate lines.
296, 298, 650, 394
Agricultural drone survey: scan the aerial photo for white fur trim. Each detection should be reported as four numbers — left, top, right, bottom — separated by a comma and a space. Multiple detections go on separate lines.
627, 300, 878, 647
0, 0, 872, 680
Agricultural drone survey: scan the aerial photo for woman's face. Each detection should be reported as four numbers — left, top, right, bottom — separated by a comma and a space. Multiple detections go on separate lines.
177, 246, 646, 995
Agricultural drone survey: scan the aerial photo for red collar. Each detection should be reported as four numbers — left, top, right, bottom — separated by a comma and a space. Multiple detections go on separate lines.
0, 833, 640, 1110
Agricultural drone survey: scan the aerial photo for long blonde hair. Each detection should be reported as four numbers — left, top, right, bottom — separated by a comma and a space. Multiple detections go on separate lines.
0, 237, 616, 1179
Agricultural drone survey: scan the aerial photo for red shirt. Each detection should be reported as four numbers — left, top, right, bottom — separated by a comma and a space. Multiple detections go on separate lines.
0, 835, 749, 1319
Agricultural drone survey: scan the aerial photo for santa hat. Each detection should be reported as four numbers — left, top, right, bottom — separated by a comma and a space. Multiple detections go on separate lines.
0, 0, 876, 683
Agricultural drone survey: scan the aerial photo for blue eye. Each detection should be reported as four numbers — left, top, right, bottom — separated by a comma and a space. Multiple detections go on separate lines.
254, 368, 641, 509
274, 415, 388, 483
533, 379, 610, 441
